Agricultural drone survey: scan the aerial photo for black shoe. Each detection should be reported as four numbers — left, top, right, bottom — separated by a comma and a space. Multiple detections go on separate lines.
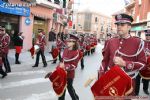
15, 61, 21, 64
52, 61, 56, 64
143, 90, 150, 95
32, 65, 38, 67
43, 64, 47, 67
6, 70, 11, 73
81, 66, 84, 70
2, 73, 7, 79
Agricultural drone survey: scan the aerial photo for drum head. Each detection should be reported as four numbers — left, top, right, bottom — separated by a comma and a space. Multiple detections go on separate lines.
34, 45, 40, 53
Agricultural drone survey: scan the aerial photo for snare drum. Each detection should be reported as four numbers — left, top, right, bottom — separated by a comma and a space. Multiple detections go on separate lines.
34, 45, 40, 53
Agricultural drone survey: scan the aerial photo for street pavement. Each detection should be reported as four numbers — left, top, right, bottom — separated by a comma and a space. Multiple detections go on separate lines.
0, 44, 150, 100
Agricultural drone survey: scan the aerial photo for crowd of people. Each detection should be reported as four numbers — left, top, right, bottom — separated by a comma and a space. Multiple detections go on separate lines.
0, 13, 150, 100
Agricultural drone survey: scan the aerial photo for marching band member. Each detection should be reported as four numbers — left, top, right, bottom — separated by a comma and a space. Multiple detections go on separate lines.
13, 32, 24, 64
98, 13, 146, 96
56, 35, 63, 63
45, 34, 81, 100
32, 29, 47, 67
58, 34, 80, 100
0, 51, 7, 78
85, 35, 91, 56
0, 26, 7, 78
90, 34, 95, 54
93, 34, 97, 53
50, 45, 60, 64
0, 26, 11, 73
135, 29, 150, 95
79, 34, 85, 69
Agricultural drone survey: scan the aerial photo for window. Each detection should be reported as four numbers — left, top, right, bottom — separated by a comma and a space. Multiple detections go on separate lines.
136, 16, 139, 23
54, 0, 60, 4
95, 17, 98, 22
147, 12, 150, 20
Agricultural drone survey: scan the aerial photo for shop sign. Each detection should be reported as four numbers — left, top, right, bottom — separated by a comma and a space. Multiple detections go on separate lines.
25, 17, 31, 26
131, 26, 146, 31
0, 1, 30, 17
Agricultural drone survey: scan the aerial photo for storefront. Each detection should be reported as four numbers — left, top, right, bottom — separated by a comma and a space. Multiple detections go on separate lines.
33, 17, 48, 36
31, 5, 53, 44
131, 23, 147, 39
0, 1, 30, 48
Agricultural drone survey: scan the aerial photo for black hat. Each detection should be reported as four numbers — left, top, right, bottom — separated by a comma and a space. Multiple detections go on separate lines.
115, 13, 133, 24
68, 34, 79, 41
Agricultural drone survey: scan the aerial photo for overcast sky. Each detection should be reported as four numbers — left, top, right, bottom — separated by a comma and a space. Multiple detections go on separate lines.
73, 0, 129, 16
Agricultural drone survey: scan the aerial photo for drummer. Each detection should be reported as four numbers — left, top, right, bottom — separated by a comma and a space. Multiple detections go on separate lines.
32, 29, 47, 67
135, 29, 150, 95
99, 13, 146, 95
58, 34, 80, 100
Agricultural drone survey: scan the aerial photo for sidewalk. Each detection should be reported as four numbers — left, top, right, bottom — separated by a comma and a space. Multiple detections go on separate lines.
8, 49, 53, 68
8, 43, 104, 68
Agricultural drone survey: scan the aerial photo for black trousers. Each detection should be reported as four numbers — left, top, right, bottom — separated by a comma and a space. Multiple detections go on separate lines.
58, 78, 79, 100
143, 79, 149, 91
135, 74, 141, 95
34, 49, 47, 66
58, 52, 62, 62
81, 57, 84, 69
93, 48, 95, 52
52, 52, 62, 63
91, 49, 94, 54
135, 73, 149, 95
0, 66, 7, 76
2, 53, 11, 72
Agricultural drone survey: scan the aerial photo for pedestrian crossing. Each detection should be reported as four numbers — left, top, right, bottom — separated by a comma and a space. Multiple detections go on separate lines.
8, 70, 46, 76
0, 78, 49, 89
0, 70, 58, 100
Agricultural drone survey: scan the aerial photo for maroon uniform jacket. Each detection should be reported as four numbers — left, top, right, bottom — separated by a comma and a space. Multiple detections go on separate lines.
90, 37, 95, 48
85, 37, 91, 51
56, 39, 63, 51
0, 33, 10, 54
62, 48, 80, 79
101, 36, 146, 79
0, 50, 2, 67
93, 37, 97, 46
79, 38, 86, 52
35, 34, 46, 51
139, 40, 150, 79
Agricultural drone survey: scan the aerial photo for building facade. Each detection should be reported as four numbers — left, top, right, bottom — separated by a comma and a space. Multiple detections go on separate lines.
0, 0, 69, 50
74, 11, 111, 39
126, 0, 150, 39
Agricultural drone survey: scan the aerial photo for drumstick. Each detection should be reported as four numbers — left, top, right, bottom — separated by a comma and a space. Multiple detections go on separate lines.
84, 75, 97, 88
46, 59, 55, 62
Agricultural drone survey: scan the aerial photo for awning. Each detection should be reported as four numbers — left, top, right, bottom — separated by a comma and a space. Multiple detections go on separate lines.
31, 6, 53, 19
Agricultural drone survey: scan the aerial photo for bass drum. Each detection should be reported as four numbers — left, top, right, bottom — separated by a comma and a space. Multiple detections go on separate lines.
139, 57, 150, 79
